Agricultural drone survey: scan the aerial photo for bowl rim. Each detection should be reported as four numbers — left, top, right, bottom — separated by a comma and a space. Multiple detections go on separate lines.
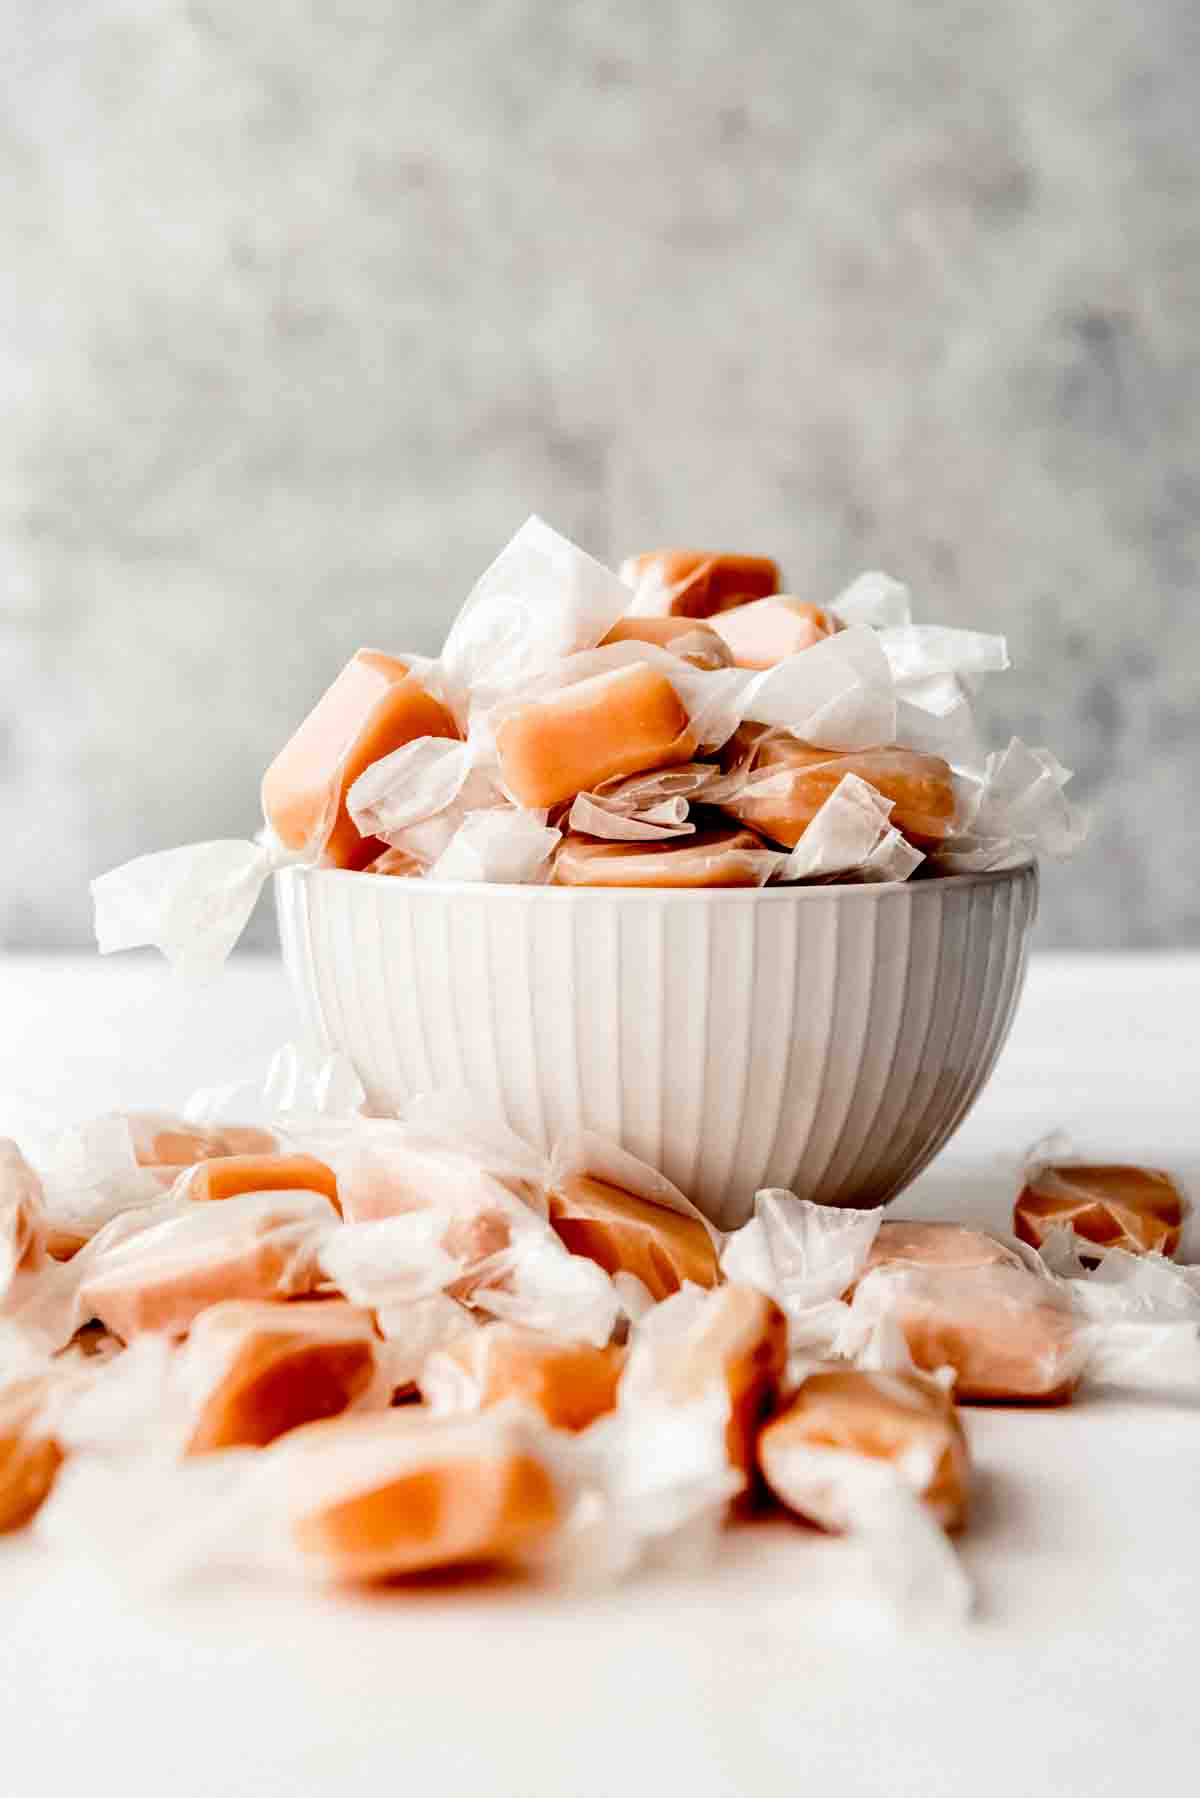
280, 856, 1037, 905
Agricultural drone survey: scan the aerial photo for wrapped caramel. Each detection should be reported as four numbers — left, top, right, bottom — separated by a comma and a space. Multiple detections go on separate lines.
1015, 1161, 1186, 1260
421, 1323, 624, 1432
758, 1367, 969, 1531
620, 549, 780, 619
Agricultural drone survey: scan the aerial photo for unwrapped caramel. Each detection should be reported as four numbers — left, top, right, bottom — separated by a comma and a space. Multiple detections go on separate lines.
1014, 1163, 1186, 1259
279, 1409, 560, 1582
495, 662, 693, 809
720, 730, 956, 850
758, 1368, 969, 1531
422, 1323, 624, 1431
261, 649, 458, 867
180, 1152, 340, 1213
620, 550, 780, 619
546, 1172, 718, 1301
183, 1300, 380, 1454
551, 824, 775, 889
599, 616, 734, 671
708, 597, 839, 670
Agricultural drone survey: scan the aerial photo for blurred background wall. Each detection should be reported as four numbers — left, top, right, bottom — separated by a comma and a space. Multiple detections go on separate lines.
2, 0, 1197, 950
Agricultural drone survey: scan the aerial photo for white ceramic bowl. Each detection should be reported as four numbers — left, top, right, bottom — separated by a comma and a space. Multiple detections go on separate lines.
276, 861, 1037, 1231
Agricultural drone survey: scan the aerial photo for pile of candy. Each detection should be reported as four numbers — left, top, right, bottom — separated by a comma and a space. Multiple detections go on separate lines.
2, 1054, 1194, 1617
91, 519, 1085, 977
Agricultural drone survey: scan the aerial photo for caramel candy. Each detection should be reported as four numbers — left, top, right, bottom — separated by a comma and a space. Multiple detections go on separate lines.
547, 1172, 719, 1302
628, 1284, 787, 1475
496, 663, 692, 810
551, 824, 775, 890
758, 1368, 969, 1531
855, 1264, 1081, 1404
122, 1112, 278, 1169
721, 730, 956, 850
599, 616, 734, 671
861, 1220, 1025, 1282
184, 1301, 379, 1454
79, 1191, 335, 1341
280, 1409, 560, 1581
1, 1139, 46, 1288
422, 1323, 624, 1431
0, 1379, 63, 1534
261, 649, 458, 867
708, 597, 839, 670
620, 550, 780, 620
1014, 1163, 1186, 1259
180, 1152, 340, 1213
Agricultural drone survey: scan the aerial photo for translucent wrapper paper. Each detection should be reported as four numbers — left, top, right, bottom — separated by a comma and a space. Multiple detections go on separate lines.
774, 776, 926, 884
1015, 1136, 1187, 1260
0, 1140, 47, 1300
567, 764, 718, 842
933, 740, 1088, 871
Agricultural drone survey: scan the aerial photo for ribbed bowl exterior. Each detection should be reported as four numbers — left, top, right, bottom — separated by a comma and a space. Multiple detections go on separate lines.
276, 863, 1038, 1231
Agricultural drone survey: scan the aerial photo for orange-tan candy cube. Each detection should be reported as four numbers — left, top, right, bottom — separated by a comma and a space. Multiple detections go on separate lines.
184, 1301, 380, 1454
279, 1409, 560, 1582
495, 662, 693, 810
708, 597, 839, 670
261, 649, 458, 867
854, 1263, 1081, 1404
620, 550, 780, 619
720, 730, 957, 850
551, 824, 775, 890
599, 615, 734, 671
422, 1323, 624, 1432
79, 1190, 335, 1341
547, 1172, 719, 1302
0, 1380, 63, 1534
180, 1152, 340, 1214
1014, 1163, 1186, 1259
122, 1111, 279, 1168
860, 1219, 1025, 1284
757, 1367, 969, 1532
626, 1284, 787, 1476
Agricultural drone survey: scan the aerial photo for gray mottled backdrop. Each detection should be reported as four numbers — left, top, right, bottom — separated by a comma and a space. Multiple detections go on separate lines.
2, 0, 1198, 949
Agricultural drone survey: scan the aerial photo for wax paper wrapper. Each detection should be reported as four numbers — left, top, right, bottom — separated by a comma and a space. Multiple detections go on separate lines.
772, 775, 925, 884
92, 832, 306, 982
185, 1041, 367, 1145
567, 764, 719, 842
721, 1188, 883, 1371
0, 1139, 47, 1302
932, 740, 1088, 871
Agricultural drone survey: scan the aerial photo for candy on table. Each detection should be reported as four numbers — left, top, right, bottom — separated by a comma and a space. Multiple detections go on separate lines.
718, 729, 957, 851
77, 1190, 337, 1343
859, 1219, 1026, 1282
0, 1377, 63, 1534
122, 1111, 279, 1168
1, 1140, 47, 1293
623, 1284, 787, 1477
276, 1407, 560, 1582
545, 1171, 719, 1302
599, 615, 734, 671
182, 1300, 382, 1454
849, 1262, 1082, 1404
757, 1367, 969, 1532
551, 823, 777, 889
495, 661, 694, 810
261, 649, 459, 869
620, 549, 780, 619
421, 1322, 624, 1432
178, 1152, 340, 1213
1013, 1163, 1186, 1260
707, 597, 840, 670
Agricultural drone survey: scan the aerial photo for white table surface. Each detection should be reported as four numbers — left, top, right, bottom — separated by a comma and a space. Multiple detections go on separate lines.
3, 950, 1199, 1798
